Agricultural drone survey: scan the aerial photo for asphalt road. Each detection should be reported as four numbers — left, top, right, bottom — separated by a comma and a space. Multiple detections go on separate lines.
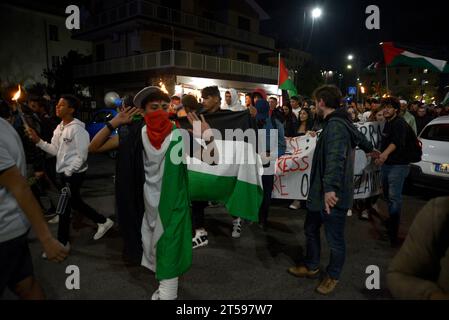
4, 154, 445, 300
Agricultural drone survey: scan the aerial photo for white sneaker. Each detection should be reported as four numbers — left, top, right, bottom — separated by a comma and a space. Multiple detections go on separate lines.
42, 241, 70, 259
192, 229, 208, 249
289, 200, 301, 210
360, 209, 370, 220
347, 209, 353, 217
232, 218, 242, 238
93, 218, 114, 240
48, 215, 59, 224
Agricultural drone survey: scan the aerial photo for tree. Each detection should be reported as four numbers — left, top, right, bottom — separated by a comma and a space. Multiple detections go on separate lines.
43, 50, 91, 97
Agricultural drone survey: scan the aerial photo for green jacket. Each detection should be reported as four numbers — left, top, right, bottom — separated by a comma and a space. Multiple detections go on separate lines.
387, 197, 449, 299
306, 109, 374, 212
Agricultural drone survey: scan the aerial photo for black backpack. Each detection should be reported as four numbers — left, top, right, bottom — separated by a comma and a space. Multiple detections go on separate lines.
404, 122, 423, 163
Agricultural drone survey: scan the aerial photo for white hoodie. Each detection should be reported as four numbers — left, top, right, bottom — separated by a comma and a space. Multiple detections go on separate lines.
36, 118, 89, 176
222, 88, 245, 111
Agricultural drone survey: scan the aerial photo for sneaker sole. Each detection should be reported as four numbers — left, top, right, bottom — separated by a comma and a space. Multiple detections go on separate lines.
93, 222, 114, 240
193, 241, 208, 249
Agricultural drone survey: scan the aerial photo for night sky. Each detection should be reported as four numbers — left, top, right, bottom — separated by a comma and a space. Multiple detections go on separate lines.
259, 0, 449, 71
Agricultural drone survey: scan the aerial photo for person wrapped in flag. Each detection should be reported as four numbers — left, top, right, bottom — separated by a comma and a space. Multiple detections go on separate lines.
132, 86, 216, 300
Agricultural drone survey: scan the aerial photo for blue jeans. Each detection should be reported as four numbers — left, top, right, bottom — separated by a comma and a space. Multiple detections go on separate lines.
381, 165, 410, 218
304, 207, 346, 280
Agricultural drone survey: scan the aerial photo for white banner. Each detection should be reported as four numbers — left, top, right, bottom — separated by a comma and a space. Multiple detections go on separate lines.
272, 121, 384, 200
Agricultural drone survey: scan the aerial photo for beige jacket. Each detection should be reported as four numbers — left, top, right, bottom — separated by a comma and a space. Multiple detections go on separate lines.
387, 197, 449, 299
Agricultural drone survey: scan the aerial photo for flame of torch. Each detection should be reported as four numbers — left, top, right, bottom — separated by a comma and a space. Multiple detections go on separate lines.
11, 85, 30, 130
12, 85, 21, 102
159, 81, 169, 94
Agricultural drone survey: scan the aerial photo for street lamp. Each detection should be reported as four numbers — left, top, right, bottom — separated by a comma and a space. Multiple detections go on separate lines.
347, 64, 353, 70
347, 54, 354, 61
311, 7, 322, 19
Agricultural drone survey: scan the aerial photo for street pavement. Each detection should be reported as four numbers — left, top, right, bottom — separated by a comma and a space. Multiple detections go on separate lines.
5, 154, 445, 300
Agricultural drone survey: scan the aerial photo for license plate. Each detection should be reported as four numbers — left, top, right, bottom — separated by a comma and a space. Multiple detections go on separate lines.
435, 163, 449, 173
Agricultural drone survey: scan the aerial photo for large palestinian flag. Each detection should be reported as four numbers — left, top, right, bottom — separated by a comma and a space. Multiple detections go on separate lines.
382, 42, 449, 73
141, 127, 192, 280
141, 112, 263, 278
179, 110, 263, 222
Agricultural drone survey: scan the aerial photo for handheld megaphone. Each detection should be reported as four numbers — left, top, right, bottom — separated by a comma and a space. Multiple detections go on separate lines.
104, 91, 122, 108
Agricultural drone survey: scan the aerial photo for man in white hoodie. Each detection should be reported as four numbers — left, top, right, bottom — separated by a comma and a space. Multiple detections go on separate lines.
222, 89, 245, 111
27, 95, 113, 248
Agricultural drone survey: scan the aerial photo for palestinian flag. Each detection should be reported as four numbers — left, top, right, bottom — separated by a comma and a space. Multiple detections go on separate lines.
278, 57, 298, 97
179, 111, 263, 222
382, 42, 449, 73
141, 127, 192, 280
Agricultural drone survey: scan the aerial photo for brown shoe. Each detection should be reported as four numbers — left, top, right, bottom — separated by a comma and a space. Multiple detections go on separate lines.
287, 265, 320, 278
316, 276, 339, 295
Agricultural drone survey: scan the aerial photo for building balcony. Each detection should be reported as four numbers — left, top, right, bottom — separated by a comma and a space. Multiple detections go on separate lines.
73, 50, 278, 81
74, 0, 275, 49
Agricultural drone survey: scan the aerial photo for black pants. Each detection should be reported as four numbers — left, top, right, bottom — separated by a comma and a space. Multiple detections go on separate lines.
259, 175, 274, 226
58, 172, 106, 245
191, 201, 208, 232
0, 232, 34, 297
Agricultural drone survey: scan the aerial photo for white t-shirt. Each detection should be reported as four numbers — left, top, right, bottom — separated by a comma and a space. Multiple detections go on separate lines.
0, 118, 30, 242
292, 107, 301, 118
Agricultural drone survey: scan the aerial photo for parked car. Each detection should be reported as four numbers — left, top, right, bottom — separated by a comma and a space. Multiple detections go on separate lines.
86, 108, 118, 159
408, 116, 449, 192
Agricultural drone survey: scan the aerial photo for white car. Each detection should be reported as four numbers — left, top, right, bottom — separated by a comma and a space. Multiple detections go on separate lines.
409, 115, 449, 192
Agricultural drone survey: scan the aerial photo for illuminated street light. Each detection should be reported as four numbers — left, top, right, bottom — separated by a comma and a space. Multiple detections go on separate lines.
311, 7, 322, 19
413, 78, 417, 81
347, 64, 352, 70
347, 54, 354, 61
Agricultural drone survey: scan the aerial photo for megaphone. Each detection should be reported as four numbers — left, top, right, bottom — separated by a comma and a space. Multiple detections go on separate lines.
104, 91, 122, 108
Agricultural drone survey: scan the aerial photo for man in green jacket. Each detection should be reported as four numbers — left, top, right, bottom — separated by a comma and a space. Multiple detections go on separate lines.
288, 85, 376, 295
387, 197, 449, 300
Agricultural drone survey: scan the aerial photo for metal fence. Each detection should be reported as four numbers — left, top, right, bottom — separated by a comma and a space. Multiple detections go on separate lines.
74, 50, 278, 81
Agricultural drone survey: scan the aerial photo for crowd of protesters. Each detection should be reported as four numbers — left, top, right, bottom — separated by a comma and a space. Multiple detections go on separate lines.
1, 83, 448, 300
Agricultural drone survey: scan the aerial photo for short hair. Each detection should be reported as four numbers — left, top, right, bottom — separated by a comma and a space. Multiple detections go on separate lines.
269, 97, 278, 103
380, 96, 401, 110
60, 94, 81, 111
290, 96, 300, 102
181, 94, 200, 113
312, 85, 342, 109
201, 86, 220, 99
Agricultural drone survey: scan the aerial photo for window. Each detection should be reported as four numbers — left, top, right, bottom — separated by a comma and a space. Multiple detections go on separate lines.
161, 38, 180, 51
49, 25, 59, 41
420, 124, 449, 141
238, 16, 251, 31
51, 56, 59, 68
237, 53, 250, 62
395, 68, 400, 75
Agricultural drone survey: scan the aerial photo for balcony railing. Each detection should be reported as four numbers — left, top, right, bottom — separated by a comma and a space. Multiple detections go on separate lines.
74, 50, 278, 81
74, 0, 275, 49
